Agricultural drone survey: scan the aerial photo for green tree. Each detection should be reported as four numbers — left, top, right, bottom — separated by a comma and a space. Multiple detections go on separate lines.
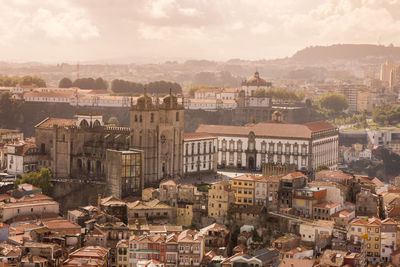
58, 77, 73, 88
20, 76, 46, 87
318, 92, 348, 113
107, 116, 119, 126
253, 88, 266, 97
14, 168, 54, 196
316, 164, 329, 172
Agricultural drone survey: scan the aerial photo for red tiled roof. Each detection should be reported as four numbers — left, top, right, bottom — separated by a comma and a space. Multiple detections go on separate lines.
281, 172, 307, 180
69, 246, 110, 259
35, 117, 76, 128
304, 121, 337, 132
315, 170, 353, 181
184, 132, 216, 141
313, 201, 340, 209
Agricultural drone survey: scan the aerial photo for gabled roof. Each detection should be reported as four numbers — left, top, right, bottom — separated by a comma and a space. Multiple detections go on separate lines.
127, 199, 172, 210
200, 223, 229, 235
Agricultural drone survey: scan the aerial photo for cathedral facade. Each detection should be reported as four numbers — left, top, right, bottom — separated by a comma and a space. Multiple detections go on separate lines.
34, 91, 184, 197
129, 91, 184, 185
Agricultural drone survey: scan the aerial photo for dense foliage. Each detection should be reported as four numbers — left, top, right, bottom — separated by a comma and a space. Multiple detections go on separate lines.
318, 92, 348, 114
110, 79, 182, 95
372, 103, 400, 126
14, 168, 54, 196
58, 77, 108, 90
0, 75, 46, 87
253, 88, 305, 102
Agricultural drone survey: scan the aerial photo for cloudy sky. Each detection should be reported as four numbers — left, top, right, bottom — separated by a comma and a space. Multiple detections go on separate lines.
1, 0, 400, 63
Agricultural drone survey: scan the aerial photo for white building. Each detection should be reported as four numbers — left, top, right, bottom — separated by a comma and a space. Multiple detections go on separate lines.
194, 88, 219, 99
6, 142, 39, 176
299, 220, 334, 244
196, 111, 339, 171
381, 218, 397, 263
241, 72, 271, 96
184, 99, 237, 110
183, 133, 217, 174
0, 184, 60, 222
217, 88, 239, 100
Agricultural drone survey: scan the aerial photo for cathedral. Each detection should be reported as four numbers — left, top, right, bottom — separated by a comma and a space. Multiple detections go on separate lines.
129, 90, 184, 184
34, 90, 184, 197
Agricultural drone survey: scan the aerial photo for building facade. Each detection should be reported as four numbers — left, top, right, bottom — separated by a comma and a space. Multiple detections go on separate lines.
183, 133, 217, 175
196, 112, 339, 171
130, 92, 184, 184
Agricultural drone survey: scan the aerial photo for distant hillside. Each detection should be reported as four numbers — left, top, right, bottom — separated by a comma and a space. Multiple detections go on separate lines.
291, 44, 400, 63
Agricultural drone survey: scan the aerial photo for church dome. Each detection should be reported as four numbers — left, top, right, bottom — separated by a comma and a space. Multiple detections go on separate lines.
242, 71, 268, 86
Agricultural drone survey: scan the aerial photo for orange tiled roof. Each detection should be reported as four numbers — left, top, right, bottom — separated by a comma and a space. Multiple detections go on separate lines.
313, 201, 340, 209
35, 117, 77, 128
184, 132, 216, 141
315, 170, 353, 181
69, 246, 110, 259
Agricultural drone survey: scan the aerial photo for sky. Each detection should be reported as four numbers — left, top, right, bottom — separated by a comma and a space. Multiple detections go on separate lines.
1, 0, 400, 63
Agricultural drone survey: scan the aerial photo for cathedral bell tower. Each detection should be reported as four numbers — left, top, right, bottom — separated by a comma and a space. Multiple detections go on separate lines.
130, 89, 184, 186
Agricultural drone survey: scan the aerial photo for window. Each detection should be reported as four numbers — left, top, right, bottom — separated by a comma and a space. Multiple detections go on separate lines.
176, 112, 179, 121
151, 113, 154, 123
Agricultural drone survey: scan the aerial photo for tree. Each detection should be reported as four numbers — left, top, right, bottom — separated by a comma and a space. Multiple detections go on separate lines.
95, 77, 108, 90
14, 168, 54, 196
316, 164, 329, 172
58, 77, 73, 88
20, 76, 46, 87
107, 117, 119, 126
318, 92, 348, 113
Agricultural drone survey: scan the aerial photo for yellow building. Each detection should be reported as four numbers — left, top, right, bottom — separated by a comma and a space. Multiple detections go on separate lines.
177, 203, 193, 227
208, 181, 233, 220
116, 239, 129, 267
141, 187, 155, 201
365, 217, 381, 263
231, 175, 259, 205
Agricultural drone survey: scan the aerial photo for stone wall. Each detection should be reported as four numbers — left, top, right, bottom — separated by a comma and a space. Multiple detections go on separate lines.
51, 181, 106, 214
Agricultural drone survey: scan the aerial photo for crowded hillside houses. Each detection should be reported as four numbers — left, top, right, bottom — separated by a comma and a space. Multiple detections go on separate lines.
0, 168, 399, 266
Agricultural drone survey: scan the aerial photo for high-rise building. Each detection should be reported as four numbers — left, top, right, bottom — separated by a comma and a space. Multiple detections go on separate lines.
339, 85, 357, 113
380, 60, 397, 83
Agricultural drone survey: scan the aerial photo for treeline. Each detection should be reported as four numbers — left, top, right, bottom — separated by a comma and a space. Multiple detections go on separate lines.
110, 80, 182, 94
253, 88, 305, 102
0, 75, 46, 87
58, 77, 108, 90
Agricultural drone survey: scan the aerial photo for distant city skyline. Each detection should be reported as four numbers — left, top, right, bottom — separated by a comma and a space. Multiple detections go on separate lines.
1, 0, 400, 63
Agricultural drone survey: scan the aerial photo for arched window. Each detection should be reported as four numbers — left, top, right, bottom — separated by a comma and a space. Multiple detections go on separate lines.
80, 119, 89, 128
139, 115, 143, 122
87, 160, 91, 173
176, 112, 179, 122
93, 120, 101, 127
96, 160, 101, 173
77, 159, 82, 169
134, 115, 138, 122
150, 113, 154, 123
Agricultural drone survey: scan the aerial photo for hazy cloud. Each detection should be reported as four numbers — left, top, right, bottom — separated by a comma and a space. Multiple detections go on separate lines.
1, 0, 400, 62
